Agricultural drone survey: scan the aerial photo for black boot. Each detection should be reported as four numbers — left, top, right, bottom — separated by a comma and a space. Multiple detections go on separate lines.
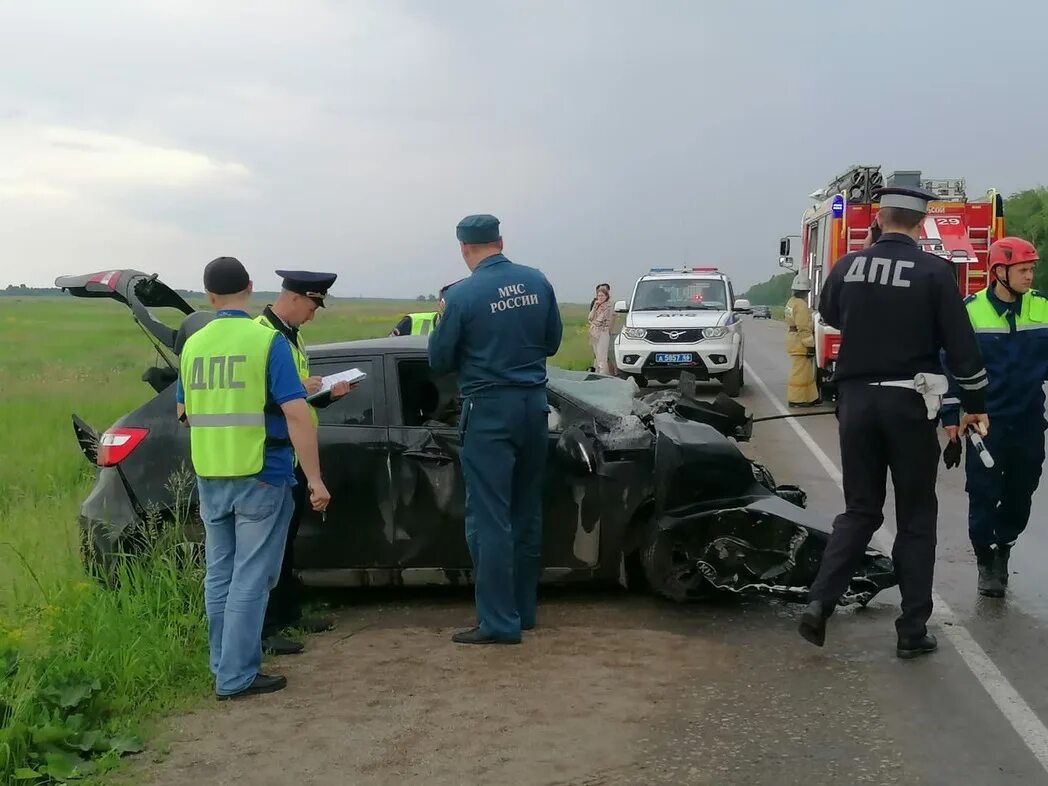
994, 544, 1012, 588
976, 547, 1005, 598
798, 600, 833, 647
897, 632, 938, 660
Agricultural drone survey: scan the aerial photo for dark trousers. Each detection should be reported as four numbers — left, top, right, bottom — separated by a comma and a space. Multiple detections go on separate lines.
460, 388, 549, 640
262, 464, 307, 637
809, 382, 940, 638
966, 418, 1046, 554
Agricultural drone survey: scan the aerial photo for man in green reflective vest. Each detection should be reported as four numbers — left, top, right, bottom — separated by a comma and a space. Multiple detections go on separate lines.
256, 270, 353, 655
390, 310, 439, 337
389, 283, 461, 337
941, 237, 1048, 598
176, 256, 331, 700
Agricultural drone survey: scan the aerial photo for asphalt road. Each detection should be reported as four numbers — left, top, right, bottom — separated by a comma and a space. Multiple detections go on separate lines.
732, 317, 1048, 785
140, 319, 1048, 786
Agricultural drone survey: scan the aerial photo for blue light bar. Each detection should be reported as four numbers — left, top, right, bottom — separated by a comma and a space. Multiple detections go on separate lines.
649, 267, 673, 272
831, 194, 845, 218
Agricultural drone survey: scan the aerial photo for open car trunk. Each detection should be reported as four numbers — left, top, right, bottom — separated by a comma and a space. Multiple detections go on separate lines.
54, 269, 198, 370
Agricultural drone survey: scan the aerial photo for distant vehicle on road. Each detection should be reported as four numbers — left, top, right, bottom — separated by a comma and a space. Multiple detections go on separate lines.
751, 305, 772, 319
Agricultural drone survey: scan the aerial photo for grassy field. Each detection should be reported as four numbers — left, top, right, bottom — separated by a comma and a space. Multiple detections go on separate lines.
0, 295, 593, 783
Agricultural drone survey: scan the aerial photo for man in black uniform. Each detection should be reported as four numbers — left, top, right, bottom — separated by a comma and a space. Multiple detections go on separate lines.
798, 186, 990, 659
257, 271, 352, 655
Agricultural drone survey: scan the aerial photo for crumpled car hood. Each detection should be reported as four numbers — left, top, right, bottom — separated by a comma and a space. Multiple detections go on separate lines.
650, 412, 895, 606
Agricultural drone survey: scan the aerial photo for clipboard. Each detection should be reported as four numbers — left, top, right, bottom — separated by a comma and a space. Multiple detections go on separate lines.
306, 368, 367, 403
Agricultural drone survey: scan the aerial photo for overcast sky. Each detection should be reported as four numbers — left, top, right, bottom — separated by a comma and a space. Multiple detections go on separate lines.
2, 0, 1046, 302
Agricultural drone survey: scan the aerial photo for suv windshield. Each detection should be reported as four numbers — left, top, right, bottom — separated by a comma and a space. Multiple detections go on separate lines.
632, 278, 728, 311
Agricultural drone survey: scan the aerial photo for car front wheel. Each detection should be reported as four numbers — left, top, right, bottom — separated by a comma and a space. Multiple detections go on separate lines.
720, 360, 743, 398
640, 522, 712, 602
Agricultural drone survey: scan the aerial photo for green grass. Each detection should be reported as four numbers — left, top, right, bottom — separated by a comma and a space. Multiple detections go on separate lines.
0, 295, 594, 784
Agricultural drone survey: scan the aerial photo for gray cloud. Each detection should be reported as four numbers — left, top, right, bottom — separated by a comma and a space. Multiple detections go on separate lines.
2, 0, 1046, 300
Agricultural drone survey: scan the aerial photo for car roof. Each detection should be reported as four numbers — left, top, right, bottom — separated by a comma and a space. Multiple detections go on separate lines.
309, 335, 429, 357
637, 270, 730, 282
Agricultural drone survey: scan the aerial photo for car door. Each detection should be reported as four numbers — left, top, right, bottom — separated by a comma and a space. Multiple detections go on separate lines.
385, 354, 607, 574
384, 353, 472, 570
292, 353, 392, 571
541, 394, 606, 572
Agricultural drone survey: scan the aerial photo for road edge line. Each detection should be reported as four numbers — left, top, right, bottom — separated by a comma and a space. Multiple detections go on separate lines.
743, 360, 1048, 773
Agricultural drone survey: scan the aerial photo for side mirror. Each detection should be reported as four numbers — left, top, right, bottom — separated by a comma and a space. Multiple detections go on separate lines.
779, 238, 791, 257
555, 426, 596, 478
733, 298, 752, 314
778, 256, 795, 271
613, 299, 629, 313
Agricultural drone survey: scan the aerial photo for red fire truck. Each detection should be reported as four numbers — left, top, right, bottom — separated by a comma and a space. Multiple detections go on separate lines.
778, 165, 1006, 399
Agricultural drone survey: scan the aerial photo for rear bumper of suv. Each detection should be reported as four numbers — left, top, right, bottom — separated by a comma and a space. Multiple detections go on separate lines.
79, 467, 143, 568
615, 333, 740, 380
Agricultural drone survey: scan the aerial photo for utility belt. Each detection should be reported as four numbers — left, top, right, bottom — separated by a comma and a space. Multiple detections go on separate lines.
868, 373, 949, 420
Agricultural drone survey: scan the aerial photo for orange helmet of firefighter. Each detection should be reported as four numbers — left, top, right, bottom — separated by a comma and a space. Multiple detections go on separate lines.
988, 237, 1039, 297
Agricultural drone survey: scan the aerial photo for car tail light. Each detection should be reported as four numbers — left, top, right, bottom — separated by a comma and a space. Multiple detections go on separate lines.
97, 428, 150, 467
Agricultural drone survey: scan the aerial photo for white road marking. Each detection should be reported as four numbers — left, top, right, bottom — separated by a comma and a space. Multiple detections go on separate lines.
744, 360, 1048, 773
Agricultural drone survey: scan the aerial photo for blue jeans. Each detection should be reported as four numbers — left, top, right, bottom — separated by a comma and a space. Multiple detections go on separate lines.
197, 477, 294, 695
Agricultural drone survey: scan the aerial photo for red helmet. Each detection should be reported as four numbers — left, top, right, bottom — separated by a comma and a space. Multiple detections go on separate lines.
988, 237, 1039, 268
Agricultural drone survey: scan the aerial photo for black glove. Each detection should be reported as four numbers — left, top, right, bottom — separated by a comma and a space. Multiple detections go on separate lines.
806, 348, 815, 357
943, 438, 962, 469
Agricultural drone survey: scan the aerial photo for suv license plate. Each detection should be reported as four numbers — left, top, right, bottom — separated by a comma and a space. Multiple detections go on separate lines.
656, 353, 693, 364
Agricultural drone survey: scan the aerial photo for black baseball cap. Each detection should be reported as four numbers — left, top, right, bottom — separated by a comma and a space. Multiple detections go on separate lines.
203, 257, 251, 295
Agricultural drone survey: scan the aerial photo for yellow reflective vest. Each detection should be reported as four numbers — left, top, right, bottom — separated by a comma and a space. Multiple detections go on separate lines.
180, 317, 276, 478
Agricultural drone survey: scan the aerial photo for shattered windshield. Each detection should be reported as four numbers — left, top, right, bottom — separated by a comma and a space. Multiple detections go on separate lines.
547, 368, 651, 419
632, 278, 727, 311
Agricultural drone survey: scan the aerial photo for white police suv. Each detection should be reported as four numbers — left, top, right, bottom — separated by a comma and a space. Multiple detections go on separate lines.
613, 267, 749, 395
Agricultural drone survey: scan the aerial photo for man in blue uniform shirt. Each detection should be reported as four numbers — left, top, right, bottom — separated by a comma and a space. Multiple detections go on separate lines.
428, 214, 563, 645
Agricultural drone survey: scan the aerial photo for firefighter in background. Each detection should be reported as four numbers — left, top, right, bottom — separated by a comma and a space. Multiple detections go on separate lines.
940, 237, 1048, 598
784, 273, 819, 407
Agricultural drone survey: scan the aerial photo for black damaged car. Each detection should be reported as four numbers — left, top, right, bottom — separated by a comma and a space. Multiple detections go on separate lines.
57, 269, 895, 606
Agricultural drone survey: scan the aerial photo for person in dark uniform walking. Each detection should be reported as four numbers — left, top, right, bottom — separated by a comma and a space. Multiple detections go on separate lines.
798, 186, 990, 659
256, 270, 353, 655
428, 214, 563, 645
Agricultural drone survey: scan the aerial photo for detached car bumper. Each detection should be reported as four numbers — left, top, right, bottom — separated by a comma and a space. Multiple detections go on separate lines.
615, 333, 740, 379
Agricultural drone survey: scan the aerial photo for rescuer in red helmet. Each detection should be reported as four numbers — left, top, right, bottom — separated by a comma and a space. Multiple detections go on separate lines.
940, 236, 1047, 597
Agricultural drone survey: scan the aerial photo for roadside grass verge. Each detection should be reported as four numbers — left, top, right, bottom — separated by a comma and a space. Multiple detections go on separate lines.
1, 493, 209, 784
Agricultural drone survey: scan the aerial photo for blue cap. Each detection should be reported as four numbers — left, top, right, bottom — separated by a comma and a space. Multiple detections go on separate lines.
456, 214, 501, 245
275, 269, 337, 307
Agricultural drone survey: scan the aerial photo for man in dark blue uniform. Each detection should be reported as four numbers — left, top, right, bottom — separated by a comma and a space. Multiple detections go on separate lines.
256, 270, 351, 655
428, 214, 563, 645
798, 186, 990, 659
